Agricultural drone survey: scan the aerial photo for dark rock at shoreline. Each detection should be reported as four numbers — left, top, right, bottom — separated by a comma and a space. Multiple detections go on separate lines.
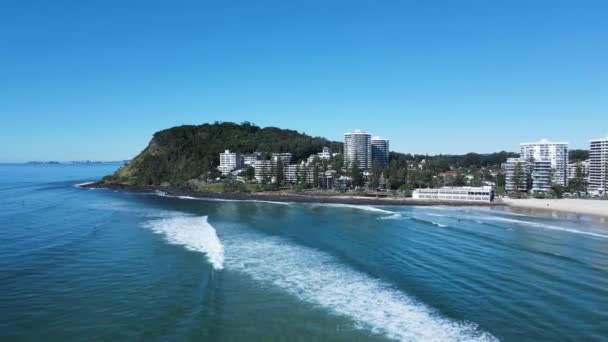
82, 181, 500, 207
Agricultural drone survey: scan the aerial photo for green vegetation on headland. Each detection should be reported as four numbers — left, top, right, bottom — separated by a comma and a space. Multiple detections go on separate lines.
104, 122, 341, 185
102, 121, 530, 195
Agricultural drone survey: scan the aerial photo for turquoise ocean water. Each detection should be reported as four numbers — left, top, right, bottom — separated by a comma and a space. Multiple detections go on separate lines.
1, 163, 607, 341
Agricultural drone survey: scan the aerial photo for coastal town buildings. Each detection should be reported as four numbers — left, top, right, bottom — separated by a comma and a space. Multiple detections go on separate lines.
588, 137, 608, 194
412, 186, 494, 202
371, 137, 389, 168
344, 130, 372, 170
218, 150, 242, 175
520, 139, 569, 187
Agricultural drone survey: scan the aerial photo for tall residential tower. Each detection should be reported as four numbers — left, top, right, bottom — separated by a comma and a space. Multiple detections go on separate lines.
371, 137, 389, 168
344, 130, 372, 170
588, 137, 608, 194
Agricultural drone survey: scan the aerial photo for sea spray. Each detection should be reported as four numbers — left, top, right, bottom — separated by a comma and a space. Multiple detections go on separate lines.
145, 216, 225, 270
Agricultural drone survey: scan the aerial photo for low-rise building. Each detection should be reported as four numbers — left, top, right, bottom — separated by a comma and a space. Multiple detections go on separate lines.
271, 153, 292, 164
243, 152, 261, 166
412, 186, 494, 202
254, 160, 274, 182
318, 147, 332, 161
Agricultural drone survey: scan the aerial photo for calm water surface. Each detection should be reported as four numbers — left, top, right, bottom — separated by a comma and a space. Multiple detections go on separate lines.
1, 164, 607, 341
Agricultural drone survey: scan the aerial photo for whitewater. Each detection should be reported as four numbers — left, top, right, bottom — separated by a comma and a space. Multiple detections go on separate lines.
145, 214, 497, 341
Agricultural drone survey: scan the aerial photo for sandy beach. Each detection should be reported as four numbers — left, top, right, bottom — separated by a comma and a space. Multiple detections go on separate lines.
502, 198, 608, 219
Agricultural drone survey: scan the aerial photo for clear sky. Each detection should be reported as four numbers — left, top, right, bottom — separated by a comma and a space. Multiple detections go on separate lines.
1, 0, 607, 162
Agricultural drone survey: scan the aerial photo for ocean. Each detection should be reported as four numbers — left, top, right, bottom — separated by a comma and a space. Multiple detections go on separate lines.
1, 163, 607, 341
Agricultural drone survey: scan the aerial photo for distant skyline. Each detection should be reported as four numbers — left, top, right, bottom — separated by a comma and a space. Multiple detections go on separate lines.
1, 0, 607, 162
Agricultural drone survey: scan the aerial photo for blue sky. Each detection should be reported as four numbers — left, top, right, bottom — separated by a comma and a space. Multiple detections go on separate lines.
1, 0, 607, 162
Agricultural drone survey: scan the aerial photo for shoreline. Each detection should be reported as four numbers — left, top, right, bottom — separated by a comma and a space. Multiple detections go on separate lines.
82, 181, 500, 207
501, 197, 608, 220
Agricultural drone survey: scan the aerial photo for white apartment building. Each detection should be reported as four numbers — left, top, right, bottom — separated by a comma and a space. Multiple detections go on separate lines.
412, 186, 494, 202
243, 152, 261, 166
520, 139, 568, 187
271, 153, 292, 164
317, 147, 332, 161
371, 137, 389, 168
218, 150, 242, 175
344, 130, 372, 170
588, 137, 608, 194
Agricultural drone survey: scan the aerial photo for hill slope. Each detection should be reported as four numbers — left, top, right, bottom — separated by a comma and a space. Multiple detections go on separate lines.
104, 122, 342, 185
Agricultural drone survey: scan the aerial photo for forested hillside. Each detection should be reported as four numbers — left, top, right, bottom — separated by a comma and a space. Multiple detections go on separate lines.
104, 122, 342, 185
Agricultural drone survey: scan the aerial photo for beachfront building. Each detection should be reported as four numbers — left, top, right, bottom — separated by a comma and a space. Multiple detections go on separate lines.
503, 158, 529, 192
371, 137, 389, 168
531, 160, 552, 192
588, 137, 608, 194
412, 186, 494, 202
344, 130, 372, 170
218, 150, 242, 175
520, 139, 569, 187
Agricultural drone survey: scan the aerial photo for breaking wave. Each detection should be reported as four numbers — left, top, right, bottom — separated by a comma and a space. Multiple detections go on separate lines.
141, 215, 495, 340
154, 190, 290, 205
144, 216, 225, 270
223, 229, 496, 342
308, 203, 395, 215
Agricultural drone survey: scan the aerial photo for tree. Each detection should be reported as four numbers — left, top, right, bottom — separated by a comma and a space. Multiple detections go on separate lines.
369, 160, 383, 189
551, 185, 565, 198
275, 159, 284, 185
299, 165, 308, 186
525, 158, 534, 192
350, 159, 364, 188
513, 161, 525, 193
569, 149, 589, 163
245, 165, 255, 181
568, 163, 586, 194
453, 174, 467, 186
313, 163, 320, 188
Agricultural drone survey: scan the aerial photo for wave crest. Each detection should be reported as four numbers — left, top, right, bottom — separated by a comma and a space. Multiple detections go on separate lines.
145, 216, 225, 270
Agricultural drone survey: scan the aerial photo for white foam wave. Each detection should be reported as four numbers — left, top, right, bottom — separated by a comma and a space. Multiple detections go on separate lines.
154, 190, 290, 205
309, 203, 394, 215
417, 209, 608, 239
223, 231, 496, 342
474, 215, 608, 239
74, 181, 95, 187
145, 216, 225, 270
378, 213, 406, 220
